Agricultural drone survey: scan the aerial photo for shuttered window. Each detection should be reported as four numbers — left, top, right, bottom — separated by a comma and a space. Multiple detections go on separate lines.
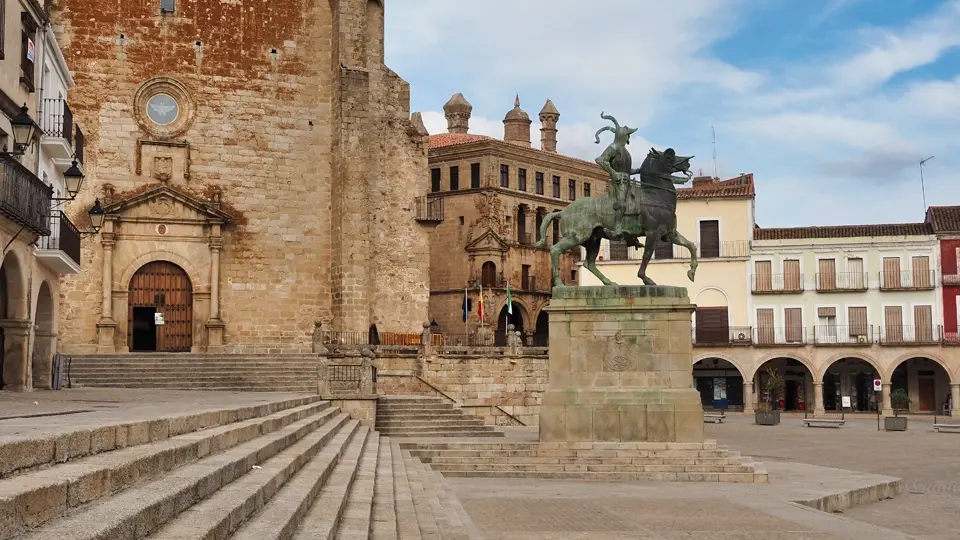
847, 258, 865, 289
912, 256, 931, 288
785, 308, 803, 343
884, 306, 903, 342
882, 257, 901, 289
471, 163, 481, 188
914, 305, 933, 342
699, 220, 720, 258
756, 308, 775, 345
654, 241, 673, 259
754, 261, 772, 292
608, 240, 628, 261
818, 258, 837, 290
783, 259, 801, 291
695, 307, 729, 344
848, 307, 868, 337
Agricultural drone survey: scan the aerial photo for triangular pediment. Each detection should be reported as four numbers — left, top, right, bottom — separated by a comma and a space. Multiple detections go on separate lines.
104, 184, 233, 223
465, 229, 508, 253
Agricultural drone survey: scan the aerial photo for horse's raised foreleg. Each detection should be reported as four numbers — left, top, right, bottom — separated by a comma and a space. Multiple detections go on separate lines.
666, 230, 698, 282
637, 230, 662, 286
582, 235, 616, 286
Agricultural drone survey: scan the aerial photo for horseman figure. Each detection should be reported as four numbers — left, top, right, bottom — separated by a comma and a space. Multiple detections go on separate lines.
594, 112, 641, 239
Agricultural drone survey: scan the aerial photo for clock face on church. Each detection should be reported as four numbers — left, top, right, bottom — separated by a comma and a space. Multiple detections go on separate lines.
146, 94, 179, 125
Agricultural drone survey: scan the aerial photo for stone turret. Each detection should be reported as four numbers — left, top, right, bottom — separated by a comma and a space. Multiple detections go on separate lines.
503, 94, 532, 147
443, 92, 472, 134
539, 98, 559, 153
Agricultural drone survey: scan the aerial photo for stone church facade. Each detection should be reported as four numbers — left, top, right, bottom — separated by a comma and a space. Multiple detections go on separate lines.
52, 0, 431, 354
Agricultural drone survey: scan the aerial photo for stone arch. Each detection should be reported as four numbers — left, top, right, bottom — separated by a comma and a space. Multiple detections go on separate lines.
0, 250, 28, 319
128, 260, 195, 352
749, 352, 817, 382
693, 353, 747, 411
693, 286, 730, 307
887, 351, 955, 384
532, 308, 550, 346
117, 250, 205, 291
819, 352, 883, 382
32, 281, 56, 390
750, 353, 817, 412
693, 352, 746, 376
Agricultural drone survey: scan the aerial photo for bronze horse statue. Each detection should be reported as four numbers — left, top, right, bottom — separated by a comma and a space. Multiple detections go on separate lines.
534, 114, 697, 287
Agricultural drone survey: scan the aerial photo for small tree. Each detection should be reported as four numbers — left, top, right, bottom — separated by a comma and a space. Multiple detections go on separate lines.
890, 388, 911, 417
761, 366, 785, 412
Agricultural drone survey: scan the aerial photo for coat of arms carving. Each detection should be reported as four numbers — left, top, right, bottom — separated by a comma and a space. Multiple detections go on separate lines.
151, 195, 175, 217
152, 156, 174, 182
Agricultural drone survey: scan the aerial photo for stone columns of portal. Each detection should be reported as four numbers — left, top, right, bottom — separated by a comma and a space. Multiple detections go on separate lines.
1, 318, 33, 392
881, 383, 893, 417
96, 225, 117, 353
205, 227, 225, 353
813, 381, 825, 416
951, 384, 960, 417
31, 330, 56, 390
742, 381, 755, 413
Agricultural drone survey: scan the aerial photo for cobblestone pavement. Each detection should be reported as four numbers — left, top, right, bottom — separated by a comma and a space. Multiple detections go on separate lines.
707, 413, 960, 539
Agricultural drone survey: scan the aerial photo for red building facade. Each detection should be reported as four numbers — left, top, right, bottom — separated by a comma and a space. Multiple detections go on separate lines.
926, 207, 960, 341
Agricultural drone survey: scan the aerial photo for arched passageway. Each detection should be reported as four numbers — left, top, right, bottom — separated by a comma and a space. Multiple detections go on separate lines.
32, 282, 56, 390
753, 357, 814, 412
128, 261, 194, 352
693, 358, 744, 411
822, 357, 881, 412
533, 310, 549, 346
494, 303, 525, 346
891, 357, 953, 413
1, 253, 27, 390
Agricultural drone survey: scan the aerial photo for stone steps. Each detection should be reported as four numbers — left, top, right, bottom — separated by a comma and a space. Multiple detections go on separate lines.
376, 396, 503, 439
2, 395, 480, 540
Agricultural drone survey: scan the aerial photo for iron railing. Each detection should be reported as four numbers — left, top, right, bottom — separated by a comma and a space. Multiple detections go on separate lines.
813, 325, 873, 345
414, 196, 443, 222
943, 274, 960, 286
943, 332, 960, 344
0, 153, 53, 236
692, 326, 753, 345
879, 270, 936, 291
615, 239, 750, 261
753, 326, 807, 346
38, 211, 81, 267
878, 325, 941, 345
41, 98, 74, 146
437, 333, 496, 347
815, 272, 869, 292
751, 273, 803, 293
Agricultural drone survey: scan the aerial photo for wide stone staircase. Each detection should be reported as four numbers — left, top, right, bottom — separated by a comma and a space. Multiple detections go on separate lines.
376, 396, 504, 438
0, 395, 478, 539
401, 440, 769, 483
64, 354, 318, 392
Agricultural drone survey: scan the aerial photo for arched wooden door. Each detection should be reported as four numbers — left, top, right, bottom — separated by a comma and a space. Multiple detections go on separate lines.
128, 261, 193, 352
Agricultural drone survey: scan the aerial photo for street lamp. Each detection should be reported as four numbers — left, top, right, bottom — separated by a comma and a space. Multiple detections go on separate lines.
9, 104, 40, 155
61, 160, 85, 199
86, 199, 105, 235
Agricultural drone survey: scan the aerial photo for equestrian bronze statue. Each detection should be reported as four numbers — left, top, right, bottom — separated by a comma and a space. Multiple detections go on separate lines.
534, 112, 698, 288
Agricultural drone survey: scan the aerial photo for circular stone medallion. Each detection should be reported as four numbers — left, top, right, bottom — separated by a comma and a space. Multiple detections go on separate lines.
605, 355, 631, 372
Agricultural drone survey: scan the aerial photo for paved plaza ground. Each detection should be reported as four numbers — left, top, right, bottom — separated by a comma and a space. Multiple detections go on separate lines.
1, 390, 957, 539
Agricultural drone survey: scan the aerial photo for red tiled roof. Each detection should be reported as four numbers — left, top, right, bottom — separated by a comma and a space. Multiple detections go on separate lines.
677, 173, 755, 200
754, 222, 932, 240
429, 133, 492, 148
926, 206, 960, 233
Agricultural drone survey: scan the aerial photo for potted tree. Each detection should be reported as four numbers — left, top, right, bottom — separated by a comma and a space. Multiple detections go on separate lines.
884, 388, 911, 431
755, 366, 784, 426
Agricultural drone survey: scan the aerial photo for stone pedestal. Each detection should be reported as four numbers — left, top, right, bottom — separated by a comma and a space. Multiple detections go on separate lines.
539, 286, 704, 443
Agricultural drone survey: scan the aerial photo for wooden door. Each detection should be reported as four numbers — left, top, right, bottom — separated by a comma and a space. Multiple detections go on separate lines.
756, 308, 775, 345
848, 306, 868, 340
818, 258, 836, 290
128, 261, 193, 352
882, 257, 901, 289
847, 258, 865, 289
914, 305, 934, 342
884, 306, 903, 343
912, 256, 931, 288
785, 307, 803, 343
754, 261, 772, 292
783, 259, 801, 291
695, 307, 729, 344
699, 220, 720, 258
918, 378, 936, 411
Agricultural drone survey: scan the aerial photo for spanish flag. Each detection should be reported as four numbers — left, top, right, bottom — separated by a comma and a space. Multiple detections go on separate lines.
477, 283, 484, 322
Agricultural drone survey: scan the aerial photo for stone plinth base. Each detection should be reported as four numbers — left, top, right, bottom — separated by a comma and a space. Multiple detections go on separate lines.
401, 440, 769, 483
540, 286, 704, 443
331, 396, 378, 429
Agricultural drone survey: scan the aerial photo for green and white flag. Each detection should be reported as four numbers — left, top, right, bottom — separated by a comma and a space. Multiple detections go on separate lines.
506, 282, 513, 315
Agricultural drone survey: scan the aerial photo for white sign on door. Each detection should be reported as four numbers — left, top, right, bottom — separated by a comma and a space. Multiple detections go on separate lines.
873, 379, 882, 392
841, 396, 851, 408
154, 312, 165, 326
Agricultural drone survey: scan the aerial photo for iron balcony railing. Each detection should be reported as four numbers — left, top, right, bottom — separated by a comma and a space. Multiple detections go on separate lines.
751, 273, 803, 294
38, 211, 81, 267
878, 325, 941, 345
0, 153, 53, 236
943, 274, 960, 286
414, 196, 443, 222
692, 326, 753, 346
753, 326, 807, 346
41, 98, 74, 146
611, 239, 750, 261
813, 325, 873, 345
815, 272, 869, 292
878, 270, 936, 291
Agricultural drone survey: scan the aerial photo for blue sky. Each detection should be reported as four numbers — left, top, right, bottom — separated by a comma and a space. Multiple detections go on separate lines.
384, 0, 960, 228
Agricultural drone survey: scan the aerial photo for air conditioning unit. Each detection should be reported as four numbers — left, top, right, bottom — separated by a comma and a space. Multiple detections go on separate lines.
856, 335, 868, 344
733, 332, 750, 343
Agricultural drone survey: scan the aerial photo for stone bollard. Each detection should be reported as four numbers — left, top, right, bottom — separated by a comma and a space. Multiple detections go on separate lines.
317, 354, 330, 397
312, 320, 324, 354
507, 324, 521, 356
360, 347, 375, 395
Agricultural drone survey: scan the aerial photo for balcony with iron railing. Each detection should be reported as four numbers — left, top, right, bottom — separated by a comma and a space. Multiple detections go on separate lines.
36, 210, 81, 274
878, 270, 936, 291
0, 153, 53, 236
609, 239, 750, 261
878, 325, 942, 345
753, 326, 807, 346
692, 326, 754, 346
751, 273, 803, 294
815, 272, 869, 292
414, 196, 444, 224
40, 98, 75, 162
812, 325, 873, 345
941, 273, 960, 286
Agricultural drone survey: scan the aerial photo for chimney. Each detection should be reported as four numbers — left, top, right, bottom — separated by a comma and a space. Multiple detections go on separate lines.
443, 92, 472, 134
691, 176, 714, 188
538, 98, 560, 152
502, 94, 532, 147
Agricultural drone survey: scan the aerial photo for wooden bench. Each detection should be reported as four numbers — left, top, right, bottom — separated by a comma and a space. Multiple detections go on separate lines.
802, 418, 845, 428
933, 423, 960, 433
703, 413, 726, 424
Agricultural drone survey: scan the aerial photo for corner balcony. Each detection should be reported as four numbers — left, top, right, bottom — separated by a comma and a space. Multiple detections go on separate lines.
414, 196, 443, 225
40, 98, 76, 165
36, 211, 81, 274
0, 153, 53, 236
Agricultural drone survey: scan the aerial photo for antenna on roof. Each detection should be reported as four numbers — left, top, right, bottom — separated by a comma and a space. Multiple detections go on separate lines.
919, 156, 934, 211
711, 126, 718, 179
